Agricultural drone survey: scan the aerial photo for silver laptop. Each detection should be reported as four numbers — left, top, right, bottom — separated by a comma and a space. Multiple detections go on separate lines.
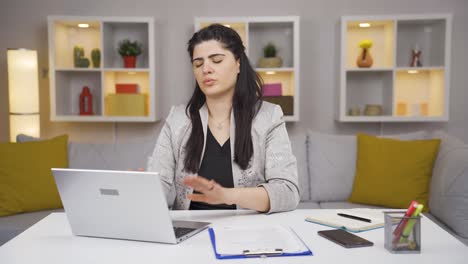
51, 168, 210, 244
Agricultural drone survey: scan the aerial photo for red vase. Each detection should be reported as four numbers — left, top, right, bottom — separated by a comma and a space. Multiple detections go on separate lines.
123, 56, 137, 68
79, 86, 93, 115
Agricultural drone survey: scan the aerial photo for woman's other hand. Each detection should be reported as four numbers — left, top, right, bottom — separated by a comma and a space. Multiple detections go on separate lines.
182, 175, 231, 205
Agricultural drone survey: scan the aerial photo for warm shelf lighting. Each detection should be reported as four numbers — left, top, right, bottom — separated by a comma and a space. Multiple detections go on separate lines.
127, 71, 137, 75
223, 24, 231, 28
265, 71, 276, 75
408, 70, 419, 74
359, 23, 371, 28
7, 49, 40, 142
78, 23, 89, 28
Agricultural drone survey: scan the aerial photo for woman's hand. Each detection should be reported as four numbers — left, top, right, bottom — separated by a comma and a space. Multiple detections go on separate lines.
182, 175, 231, 205
182, 175, 271, 212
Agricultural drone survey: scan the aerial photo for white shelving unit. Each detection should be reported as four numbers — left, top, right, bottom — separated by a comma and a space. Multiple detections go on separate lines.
338, 14, 452, 122
195, 16, 300, 122
48, 16, 157, 122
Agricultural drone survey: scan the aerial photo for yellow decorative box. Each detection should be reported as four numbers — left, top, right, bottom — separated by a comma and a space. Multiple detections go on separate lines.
105, 94, 147, 116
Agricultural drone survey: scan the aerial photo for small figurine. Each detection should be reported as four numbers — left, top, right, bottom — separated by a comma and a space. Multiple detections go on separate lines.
410, 45, 422, 67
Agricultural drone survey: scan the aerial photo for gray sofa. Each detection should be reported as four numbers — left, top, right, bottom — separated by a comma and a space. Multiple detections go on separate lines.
1, 130, 467, 247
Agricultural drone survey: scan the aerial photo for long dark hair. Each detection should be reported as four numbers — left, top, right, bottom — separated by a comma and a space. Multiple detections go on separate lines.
184, 24, 263, 173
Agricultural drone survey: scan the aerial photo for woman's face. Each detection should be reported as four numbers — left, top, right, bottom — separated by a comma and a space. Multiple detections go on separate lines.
192, 40, 240, 99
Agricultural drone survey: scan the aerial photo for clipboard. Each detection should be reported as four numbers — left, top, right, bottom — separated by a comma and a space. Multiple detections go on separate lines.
208, 227, 313, 259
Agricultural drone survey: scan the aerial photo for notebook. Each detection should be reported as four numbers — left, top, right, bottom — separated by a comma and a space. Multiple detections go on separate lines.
305, 208, 385, 232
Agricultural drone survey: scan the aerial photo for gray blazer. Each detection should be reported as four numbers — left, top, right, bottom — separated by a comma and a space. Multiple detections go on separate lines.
147, 101, 299, 213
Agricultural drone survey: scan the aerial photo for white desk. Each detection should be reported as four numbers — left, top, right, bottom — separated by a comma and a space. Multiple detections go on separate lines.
0, 210, 467, 263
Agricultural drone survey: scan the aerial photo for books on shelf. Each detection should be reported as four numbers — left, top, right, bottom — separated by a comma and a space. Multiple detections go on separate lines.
116, 83, 139, 94
262, 83, 282, 96
305, 208, 385, 232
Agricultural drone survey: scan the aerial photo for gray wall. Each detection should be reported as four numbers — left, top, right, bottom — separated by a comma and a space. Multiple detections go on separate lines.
1, 0, 467, 143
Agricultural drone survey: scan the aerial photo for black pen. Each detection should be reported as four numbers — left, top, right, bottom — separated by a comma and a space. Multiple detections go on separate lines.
337, 213, 372, 223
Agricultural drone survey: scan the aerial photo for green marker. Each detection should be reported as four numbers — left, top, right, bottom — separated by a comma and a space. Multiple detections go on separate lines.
399, 204, 424, 243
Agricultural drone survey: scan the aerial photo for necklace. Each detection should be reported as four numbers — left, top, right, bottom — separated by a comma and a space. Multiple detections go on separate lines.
208, 105, 232, 130
210, 115, 230, 130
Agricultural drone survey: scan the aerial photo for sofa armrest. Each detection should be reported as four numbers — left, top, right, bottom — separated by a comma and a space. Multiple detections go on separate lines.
429, 145, 468, 239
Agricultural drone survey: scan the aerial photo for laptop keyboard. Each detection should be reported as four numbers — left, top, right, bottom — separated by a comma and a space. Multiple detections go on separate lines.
173, 227, 196, 238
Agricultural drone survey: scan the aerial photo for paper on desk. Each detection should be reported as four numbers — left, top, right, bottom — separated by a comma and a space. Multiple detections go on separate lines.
212, 225, 308, 255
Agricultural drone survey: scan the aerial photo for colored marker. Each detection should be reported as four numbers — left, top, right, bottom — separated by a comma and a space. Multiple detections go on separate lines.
392, 201, 419, 244
399, 204, 424, 243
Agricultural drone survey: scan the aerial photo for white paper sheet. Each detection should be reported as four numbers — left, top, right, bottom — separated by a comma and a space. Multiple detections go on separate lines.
212, 225, 309, 255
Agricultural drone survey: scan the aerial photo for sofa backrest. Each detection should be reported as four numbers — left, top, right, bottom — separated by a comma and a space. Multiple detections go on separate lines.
68, 137, 157, 170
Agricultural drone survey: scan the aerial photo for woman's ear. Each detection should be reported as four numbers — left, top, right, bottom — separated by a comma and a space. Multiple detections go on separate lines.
236, 59, 240, 74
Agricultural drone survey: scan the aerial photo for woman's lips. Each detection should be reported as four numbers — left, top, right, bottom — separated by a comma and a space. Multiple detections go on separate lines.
203, 79, 216, 86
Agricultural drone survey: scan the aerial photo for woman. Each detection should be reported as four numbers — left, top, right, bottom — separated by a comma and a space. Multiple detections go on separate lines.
147, 24, 299, 213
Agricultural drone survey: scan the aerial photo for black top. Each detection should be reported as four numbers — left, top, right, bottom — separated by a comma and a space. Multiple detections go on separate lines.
189, 127, 236, 210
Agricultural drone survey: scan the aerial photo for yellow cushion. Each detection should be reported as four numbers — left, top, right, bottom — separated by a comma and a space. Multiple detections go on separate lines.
0, 135, 68, 216
348, 133, 440, 211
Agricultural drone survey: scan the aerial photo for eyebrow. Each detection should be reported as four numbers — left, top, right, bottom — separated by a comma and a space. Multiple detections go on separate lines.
192, 53, 225, 62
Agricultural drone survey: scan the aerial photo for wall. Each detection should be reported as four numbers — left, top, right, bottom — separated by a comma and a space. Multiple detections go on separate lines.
1, 0, 467, 144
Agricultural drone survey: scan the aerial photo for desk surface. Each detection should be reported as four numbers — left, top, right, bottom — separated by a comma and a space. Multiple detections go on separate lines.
0, 209, 467, 263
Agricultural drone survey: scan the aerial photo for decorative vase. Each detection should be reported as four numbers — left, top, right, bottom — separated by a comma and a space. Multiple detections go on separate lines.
79, 86, 93, 115
91, 48, 101, 68
356, 48, 373, 68
348, 106, 361, 116
123, 56, 137, 68
364, 104, 383, 116
258, 57, 283, 68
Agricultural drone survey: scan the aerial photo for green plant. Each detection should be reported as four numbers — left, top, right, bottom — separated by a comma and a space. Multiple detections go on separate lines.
118, 39, 143, 57
263, 42, 277, 58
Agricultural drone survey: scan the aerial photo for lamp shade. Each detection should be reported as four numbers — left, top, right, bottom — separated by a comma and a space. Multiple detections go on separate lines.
7, 49, 40, 142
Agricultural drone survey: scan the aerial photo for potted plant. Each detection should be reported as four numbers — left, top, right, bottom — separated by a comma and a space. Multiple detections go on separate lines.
118, 39, 143, 68
258, 42, 283, 68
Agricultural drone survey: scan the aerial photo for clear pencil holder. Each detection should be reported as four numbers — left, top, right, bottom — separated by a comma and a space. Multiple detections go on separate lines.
384, 211, 421, 254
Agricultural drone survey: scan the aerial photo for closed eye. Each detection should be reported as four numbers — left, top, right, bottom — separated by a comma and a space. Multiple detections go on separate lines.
193, 61, 203, 68
192, 54, 225, 68
211, 54, 224, 64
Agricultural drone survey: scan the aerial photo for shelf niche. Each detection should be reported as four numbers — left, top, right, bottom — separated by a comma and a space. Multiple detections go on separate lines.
396, 19, 446, 67
394, 69, 444, 117
53, 21, 101, 69
346, 71, 393, 116
55, 71, 102, 116
346, 20, 394, 69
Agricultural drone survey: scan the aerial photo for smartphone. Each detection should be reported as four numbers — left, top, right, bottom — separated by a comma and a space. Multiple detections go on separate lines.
317, 229, 373, 248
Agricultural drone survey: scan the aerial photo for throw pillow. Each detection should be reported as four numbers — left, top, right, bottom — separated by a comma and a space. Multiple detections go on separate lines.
348, 133, 440, 211
0, 135, 68, 216
307, 130, 427, 202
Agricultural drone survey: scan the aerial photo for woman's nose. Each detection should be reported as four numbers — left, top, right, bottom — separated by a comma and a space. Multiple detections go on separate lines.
202, 62, 213, 74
